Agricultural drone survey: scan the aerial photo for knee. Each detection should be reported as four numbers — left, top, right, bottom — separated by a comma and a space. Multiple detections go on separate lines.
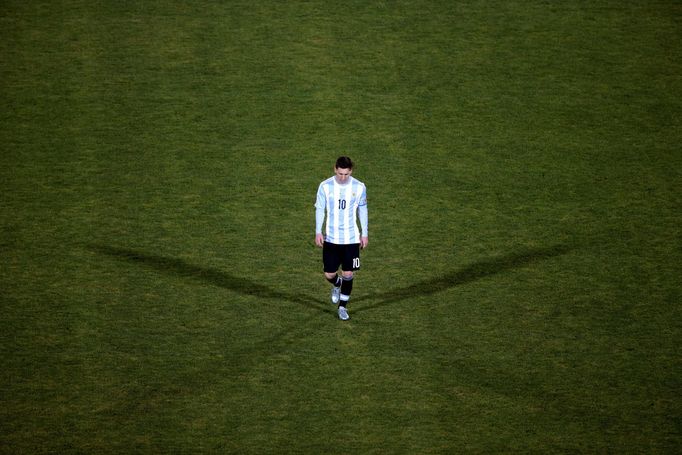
324, 272, 337, 280
342, 271, 354, 280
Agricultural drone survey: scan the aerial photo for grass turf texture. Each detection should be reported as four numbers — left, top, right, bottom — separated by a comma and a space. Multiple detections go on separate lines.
1, 0, 680, 453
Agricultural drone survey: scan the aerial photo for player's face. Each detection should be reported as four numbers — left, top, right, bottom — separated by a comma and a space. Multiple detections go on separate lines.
334, 167, 352, 184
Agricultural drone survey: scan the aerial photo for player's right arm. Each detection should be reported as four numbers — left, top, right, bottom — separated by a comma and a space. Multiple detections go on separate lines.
314, 183, 326, 247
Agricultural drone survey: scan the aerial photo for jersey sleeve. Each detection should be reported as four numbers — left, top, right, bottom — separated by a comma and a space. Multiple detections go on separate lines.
315, 183, 326, 209
358, 184, 368, 236
315, 183, 326, 234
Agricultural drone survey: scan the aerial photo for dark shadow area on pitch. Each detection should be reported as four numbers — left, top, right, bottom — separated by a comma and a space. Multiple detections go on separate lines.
88, 244, 325, 313
354, 244, 573, 313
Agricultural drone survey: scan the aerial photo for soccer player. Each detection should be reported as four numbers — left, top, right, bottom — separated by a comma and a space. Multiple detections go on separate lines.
315, 156, 368, 321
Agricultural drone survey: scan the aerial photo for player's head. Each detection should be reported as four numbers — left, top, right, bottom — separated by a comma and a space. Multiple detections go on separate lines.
334, 156, 353, 184
335, 156, 354, 170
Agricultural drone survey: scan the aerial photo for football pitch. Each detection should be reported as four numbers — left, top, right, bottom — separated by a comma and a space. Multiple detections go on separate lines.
1, 1, 680, 453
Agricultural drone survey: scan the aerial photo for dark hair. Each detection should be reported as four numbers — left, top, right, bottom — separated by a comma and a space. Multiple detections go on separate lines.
335, 156, 354, 169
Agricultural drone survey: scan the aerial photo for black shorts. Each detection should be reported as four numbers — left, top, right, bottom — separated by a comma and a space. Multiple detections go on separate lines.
323, 242, 361, 273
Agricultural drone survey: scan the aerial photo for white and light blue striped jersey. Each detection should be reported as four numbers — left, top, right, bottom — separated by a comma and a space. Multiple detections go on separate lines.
315, 176, 368, 245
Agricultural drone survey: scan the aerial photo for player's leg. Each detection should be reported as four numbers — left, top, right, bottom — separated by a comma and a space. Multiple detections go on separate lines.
339, 271, 354, 305
325, 272, 341, 286
337, 244, 361, 320
322, 242, 342, 304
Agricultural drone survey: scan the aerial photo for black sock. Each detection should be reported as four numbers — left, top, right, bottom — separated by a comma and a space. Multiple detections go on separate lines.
326, 275, 341, 287
340, 276, 353, 300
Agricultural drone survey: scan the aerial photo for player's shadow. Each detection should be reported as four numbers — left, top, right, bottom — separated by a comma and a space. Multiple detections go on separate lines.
354, 244, 573, 313
87, 244, 325, 313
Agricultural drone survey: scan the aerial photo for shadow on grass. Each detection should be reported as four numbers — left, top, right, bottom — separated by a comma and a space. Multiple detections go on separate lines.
354, 244, 573, 313
87, 244, 326, 314
89, 243, 573, 317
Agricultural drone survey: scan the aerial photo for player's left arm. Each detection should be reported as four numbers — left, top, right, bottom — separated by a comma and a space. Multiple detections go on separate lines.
358, 186, 368, 248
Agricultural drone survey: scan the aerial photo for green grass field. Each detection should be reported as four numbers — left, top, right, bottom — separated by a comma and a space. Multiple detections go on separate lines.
1, 1, 680, 453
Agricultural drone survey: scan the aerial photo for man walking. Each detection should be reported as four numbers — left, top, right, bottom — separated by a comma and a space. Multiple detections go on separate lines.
315, 156, 368, 320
